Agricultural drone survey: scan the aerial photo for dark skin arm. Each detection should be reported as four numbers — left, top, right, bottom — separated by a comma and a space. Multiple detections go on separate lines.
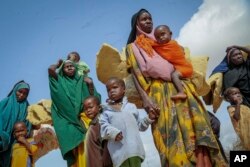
48, 59, 63, 80
131, 69, 160, 120
226, 45, 250, 58
17, 136, 33, 153
232, 97, 242, 121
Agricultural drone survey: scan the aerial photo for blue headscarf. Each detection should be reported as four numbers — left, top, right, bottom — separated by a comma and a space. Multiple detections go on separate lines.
210, 56, 229, 76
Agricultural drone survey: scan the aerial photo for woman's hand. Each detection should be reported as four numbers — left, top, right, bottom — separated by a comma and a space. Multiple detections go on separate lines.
57, 59, 63, 68
143, 96, 160, 119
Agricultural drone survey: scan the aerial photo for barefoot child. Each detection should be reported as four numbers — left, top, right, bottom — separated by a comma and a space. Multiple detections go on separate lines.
100, 77, 157, 167
11, 122, 38, 167
82, 96, 112, 167
153, 25, 193, 100
224, 87, 250, 149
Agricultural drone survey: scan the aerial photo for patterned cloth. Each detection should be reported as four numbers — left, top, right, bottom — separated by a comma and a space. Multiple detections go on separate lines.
127, 44, 227, 167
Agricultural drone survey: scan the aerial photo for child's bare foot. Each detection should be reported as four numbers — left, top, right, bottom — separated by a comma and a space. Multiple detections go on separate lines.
171, 93, 187, 100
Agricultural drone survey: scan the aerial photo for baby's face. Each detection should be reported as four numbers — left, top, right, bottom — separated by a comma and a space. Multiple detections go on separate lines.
83, 98, 99, 119
68, 54, 80, 63
154, 26, 172, 44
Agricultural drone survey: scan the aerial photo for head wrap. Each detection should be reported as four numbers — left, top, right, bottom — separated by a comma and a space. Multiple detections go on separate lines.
58, 60, 78, 78
211, 48, 242, 75
127, 9, 151, 44
226, 48, 238, 64
0, 81, 31, 167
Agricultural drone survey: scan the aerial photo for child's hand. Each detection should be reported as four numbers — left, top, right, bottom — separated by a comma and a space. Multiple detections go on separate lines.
17, 136, 27, 144
84, 77, 93, 85
232, 96, 243, 105
115, 132, 123, 141
148, 107, 160, 121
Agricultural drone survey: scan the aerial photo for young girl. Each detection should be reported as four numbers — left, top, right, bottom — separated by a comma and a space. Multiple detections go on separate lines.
82, 96, 112, 167
11, 121, 38, 167
224, 87, 250, 149
100, 77, 157, 167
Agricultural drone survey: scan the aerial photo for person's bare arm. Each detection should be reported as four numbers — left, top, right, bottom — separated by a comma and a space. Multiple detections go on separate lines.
131, 69, 160, 118
233, 97, 242, 121
17, 136, 32, 153
48, 59, 63, 79
226, 45, 250, 55
233, 103, 240, 121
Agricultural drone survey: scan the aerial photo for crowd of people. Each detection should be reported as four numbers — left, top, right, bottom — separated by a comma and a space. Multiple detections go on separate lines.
1, 8, 249, 167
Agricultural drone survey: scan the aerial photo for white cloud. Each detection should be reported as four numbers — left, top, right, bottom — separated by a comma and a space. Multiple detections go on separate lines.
177, 0, 250, 74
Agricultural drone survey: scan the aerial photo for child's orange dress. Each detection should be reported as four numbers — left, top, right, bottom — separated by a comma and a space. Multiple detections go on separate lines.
153, 40, 193, 77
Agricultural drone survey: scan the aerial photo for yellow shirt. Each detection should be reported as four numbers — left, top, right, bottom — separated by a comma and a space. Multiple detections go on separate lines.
11, 138, 38, 167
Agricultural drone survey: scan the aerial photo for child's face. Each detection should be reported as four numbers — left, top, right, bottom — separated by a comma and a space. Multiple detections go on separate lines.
227, 88, 243, 104
68, 54, 80, 63
229, 49, 244, 66
16, 88, 29, 102
106, 80, 125, 102
154, 26, 172, 44
63, 62, 76, 77
14, 122, 27, 139
83, 98, 100, 119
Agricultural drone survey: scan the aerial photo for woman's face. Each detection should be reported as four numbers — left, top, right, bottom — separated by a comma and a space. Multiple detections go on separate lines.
63, 62, 76, 77
16, 88, 29, 102
230, 49, 244, 66
137, 12, 153, 33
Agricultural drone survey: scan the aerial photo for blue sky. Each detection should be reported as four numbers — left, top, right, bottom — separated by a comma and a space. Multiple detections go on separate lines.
1, 0, 250, 166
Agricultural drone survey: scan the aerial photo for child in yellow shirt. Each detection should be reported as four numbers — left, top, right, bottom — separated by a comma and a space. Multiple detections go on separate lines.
11, 121, 38, 167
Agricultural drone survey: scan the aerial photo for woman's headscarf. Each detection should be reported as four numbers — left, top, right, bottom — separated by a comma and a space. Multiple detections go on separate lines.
0, 80, 31, 167
211, 48, 238, 75
127, 9, 150, 44
49, 60, 101, 166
